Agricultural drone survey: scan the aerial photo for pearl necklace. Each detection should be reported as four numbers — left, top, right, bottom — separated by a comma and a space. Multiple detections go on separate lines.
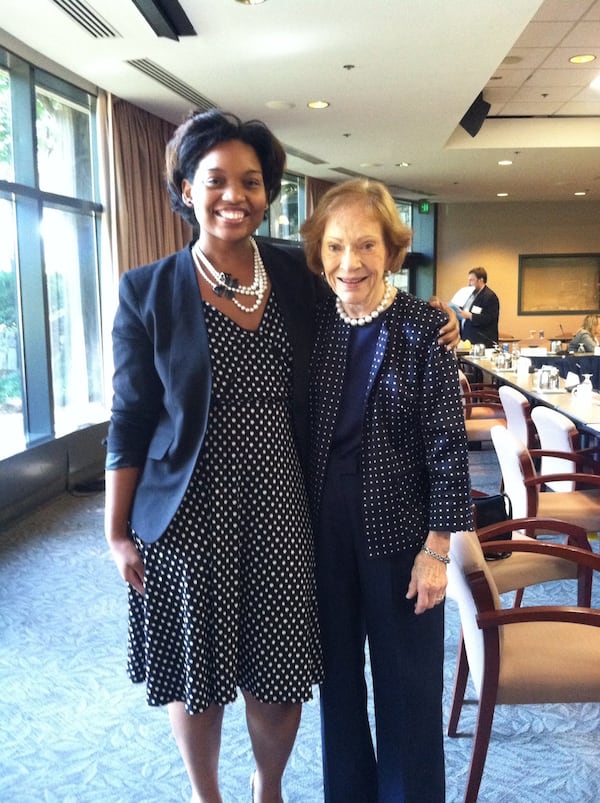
336, 281, 395, 326
192, 237, 268, 313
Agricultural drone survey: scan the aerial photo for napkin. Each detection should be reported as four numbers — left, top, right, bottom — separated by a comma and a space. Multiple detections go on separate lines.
565, 371, 580, 390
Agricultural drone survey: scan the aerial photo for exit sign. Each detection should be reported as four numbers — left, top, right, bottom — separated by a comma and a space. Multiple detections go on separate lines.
418, 199, 430, 214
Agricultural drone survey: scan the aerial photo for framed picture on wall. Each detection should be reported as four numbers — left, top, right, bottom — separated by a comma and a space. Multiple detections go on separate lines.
518, 253, 600, 315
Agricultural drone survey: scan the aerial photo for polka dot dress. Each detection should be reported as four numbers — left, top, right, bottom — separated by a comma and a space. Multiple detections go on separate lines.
127, 294, 323, 714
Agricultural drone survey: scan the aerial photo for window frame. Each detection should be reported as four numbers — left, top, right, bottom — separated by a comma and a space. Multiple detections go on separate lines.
0, 46, 104, 454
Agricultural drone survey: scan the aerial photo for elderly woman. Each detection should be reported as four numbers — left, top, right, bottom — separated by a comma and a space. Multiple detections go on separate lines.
301, 179, 473, 803
568, 314, 600, 353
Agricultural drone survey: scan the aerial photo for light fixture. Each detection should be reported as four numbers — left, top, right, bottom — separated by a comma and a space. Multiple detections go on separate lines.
307, 100, 330, 109
396, 162, 410, 168
574, 191, 588, 196
591, 75, 600, 90
235, 0, 266, 5
498, 160, 513, 166
570, 54, 596, 64
131, 0, 196, 40
497, 192, 509, 197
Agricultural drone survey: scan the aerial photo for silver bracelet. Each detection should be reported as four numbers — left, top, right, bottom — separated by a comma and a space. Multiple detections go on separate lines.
421, 545, 450, 565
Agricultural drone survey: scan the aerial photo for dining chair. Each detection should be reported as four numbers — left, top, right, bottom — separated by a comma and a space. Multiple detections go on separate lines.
448, 514, 593, 744
531, 405, 600, 492
459, 370, 505, 447
490, 424, 600, 534
446, 530, 600, 803
498, 385, 536, 449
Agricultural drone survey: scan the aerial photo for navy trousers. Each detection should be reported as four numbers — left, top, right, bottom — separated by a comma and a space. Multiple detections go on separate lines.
316, 456, 445, 803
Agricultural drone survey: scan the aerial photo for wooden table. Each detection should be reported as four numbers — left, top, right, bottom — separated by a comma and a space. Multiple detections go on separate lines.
460, 355, 600, 439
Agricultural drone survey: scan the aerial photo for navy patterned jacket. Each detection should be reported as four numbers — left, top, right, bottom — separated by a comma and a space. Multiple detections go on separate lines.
309, 291, 473, 559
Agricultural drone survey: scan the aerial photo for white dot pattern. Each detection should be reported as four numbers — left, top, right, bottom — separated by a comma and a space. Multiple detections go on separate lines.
309, 292, 473, 558
127, 295, 323, 713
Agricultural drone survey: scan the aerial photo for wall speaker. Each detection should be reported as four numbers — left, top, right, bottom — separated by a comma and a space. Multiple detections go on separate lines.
459, 92, 491, 137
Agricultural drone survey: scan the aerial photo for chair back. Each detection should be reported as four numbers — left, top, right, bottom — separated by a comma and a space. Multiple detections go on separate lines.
491, 424, 537, 518
498, 385, 531, 447
447, 531, 502, 696
531, 406, 578, 492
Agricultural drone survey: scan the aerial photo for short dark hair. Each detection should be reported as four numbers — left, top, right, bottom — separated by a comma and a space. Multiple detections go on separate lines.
469, 266, 488, 283
165, 109, 286, 225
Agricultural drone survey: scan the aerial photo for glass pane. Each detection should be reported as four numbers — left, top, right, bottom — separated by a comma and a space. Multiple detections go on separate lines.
0, 196, 25, 457
0, 67, 14, 182
268, 174, 305, 241
395, 201, 412, 229
35, 87, 94, 200
42, 206, 106, 436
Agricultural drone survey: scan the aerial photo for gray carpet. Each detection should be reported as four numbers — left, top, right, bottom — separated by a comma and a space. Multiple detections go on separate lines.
1, 446, 599, 802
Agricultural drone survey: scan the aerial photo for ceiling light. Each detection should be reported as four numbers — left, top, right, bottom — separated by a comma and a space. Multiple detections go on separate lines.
574, 191, 588, 196
497, 192, 508, 197
235, 0, 266, 5
570, 54, 596, 64
591, 75, 600, 90
498, 160, 513, 166
396, 162, 410, 168
307, 100, 330, 109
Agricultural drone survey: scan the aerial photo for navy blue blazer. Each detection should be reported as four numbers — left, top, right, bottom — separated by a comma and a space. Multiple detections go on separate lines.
461, 284, 499, 348
309, 292, 473, 559
106, 241, 321, 544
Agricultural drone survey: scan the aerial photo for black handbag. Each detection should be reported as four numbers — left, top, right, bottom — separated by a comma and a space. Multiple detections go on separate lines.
472, 493, 513, 560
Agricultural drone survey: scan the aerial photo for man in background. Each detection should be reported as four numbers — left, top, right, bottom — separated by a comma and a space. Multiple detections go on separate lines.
455, 266, 499, 347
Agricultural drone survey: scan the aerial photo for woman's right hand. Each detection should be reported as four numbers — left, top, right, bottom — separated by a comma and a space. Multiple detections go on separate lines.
104, 467, 144, 594
107, 532, 145, 596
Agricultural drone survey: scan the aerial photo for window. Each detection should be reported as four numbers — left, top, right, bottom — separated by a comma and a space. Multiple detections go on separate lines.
389, 200, 413, 293
0, 49, 104, 458
257, 172, 305, 242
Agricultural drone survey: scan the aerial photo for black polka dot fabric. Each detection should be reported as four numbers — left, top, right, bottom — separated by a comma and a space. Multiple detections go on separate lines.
127, 295, 323, 713
309, 291, 473, 559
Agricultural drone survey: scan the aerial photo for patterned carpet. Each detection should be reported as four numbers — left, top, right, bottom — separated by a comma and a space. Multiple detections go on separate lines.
1, 446, 599, 802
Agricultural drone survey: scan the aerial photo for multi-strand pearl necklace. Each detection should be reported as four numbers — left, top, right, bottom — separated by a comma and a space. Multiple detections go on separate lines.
336, 280, 395, 326
192, 237, 267, 314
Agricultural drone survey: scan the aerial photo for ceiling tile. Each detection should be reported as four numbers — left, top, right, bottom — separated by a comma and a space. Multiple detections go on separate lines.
514, 21, 576, 47
526, 67, 597, 85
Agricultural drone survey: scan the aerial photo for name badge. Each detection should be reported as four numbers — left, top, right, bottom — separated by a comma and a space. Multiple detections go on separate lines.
472, 305, 482, 314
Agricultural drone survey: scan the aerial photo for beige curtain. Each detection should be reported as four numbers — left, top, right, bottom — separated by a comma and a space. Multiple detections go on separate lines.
110, 98, 191, 274
305, 176, 335, 218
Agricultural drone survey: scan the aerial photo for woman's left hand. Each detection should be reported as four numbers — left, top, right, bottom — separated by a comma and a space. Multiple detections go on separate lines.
406, 532, 450, 614
429, 297, 460, 350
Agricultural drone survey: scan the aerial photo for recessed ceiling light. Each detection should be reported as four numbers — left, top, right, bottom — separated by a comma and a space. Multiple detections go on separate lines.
497, 192, 509, 197
307, 100, 330, 109
235, 0, 266, 5
396, 162, 410, 168
570, 54, 596, 64
574, 191, 588, 196
498, 160, 513, 166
